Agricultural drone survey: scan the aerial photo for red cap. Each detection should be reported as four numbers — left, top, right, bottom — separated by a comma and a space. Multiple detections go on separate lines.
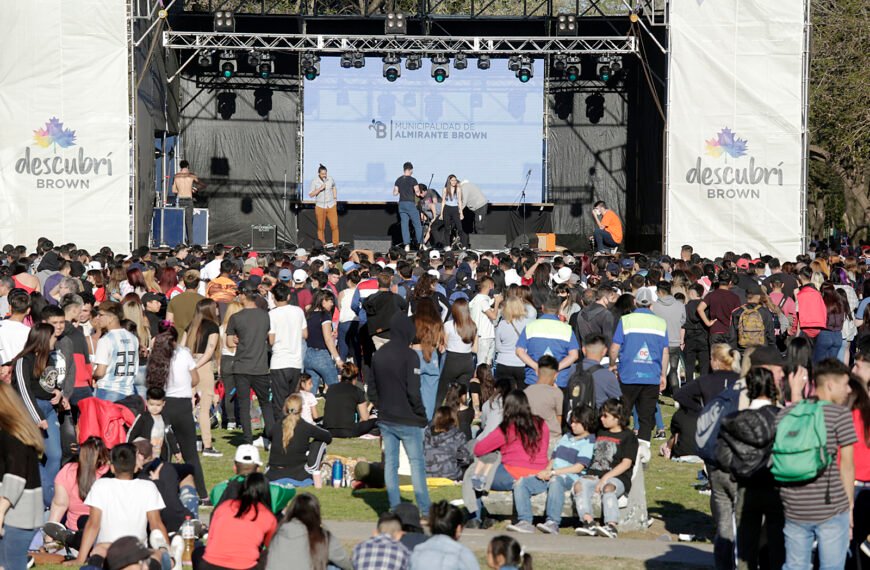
736, 259, 750, 270
247, 252, 259, 258
250, 267, 264, 277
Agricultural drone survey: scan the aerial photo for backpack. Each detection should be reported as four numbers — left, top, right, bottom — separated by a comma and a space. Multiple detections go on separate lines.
736, 305, 766, 348
571, 307, 598, 347
694, 384, 742, 465
563, 364, 602, 425
397, 280, 414, 301
773, 296, 791, 338
715, 406, 778, 479
771, 400, 831, 483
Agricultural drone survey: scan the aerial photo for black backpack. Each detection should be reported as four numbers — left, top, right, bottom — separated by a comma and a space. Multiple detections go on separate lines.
563, 364, 602, 428
715, 406, 778, 479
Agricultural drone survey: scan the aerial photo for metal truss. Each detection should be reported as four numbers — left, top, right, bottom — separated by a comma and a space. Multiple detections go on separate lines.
163, 31, 638, 55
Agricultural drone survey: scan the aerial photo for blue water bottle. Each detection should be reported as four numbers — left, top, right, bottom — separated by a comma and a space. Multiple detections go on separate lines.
331, 461, 343, 488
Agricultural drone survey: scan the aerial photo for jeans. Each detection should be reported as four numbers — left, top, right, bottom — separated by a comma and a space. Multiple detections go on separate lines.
633, 402, 665, 432
620, 382, 659, 442
178, 197, 194, 244
179, 485, 199, 518
709, 467, 739, 570
574, 475, 626, 525
416, 349, 442, 421
514, 474, 575, 526
0, 526, 36, 570
398, 201, 423, 246
337, 320, 360, 364
235, 374, 274, 446
380, 422, 431, 516
783, 511, 850, 570
474, 464, 516, 520
813, 329, 843, 363
271, 477, 314, 488
304, 348, 338, 394
94, 388, 129, 402
37, 399, 61, 508
593, 228, 618, 252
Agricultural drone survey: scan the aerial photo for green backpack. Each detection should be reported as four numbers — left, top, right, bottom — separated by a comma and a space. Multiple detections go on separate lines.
771, 400, 831, 483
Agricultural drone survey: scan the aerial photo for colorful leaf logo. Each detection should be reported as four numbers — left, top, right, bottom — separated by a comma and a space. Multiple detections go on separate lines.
33, 117, 77, 153
705, 127, 748, 159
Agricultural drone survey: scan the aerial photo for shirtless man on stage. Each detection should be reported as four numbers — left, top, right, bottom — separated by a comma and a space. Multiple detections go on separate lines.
171, 160, 207, 244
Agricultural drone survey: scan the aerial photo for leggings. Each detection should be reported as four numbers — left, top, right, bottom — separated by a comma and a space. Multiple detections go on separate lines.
438, 351, 474, 406
163, 397, 207, 498
442, 205, 468, 248
195, 359, 216, 449
220, 354, 237, 425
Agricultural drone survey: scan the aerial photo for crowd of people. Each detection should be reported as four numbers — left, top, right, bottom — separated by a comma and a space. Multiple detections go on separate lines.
0, 236, 868, 570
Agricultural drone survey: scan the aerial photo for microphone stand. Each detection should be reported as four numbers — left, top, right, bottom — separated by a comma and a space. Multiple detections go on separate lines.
518, 169, 532, 247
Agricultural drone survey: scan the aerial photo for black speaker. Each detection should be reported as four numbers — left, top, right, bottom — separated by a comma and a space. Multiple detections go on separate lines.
251, 225, 276, 250
469, 234, 506, 250
353, 236, 393, 252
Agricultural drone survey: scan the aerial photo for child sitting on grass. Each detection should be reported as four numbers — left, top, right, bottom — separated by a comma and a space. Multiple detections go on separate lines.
296, 373, 319, 425
424, 406, 473, 481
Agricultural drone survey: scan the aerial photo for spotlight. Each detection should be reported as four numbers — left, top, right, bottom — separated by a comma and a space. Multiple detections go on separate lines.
385, 12, 407, 35
454, 53, 468, 70
553, 54, 567, 72
566, 56, 581, 82
515, 56, 533, 83
405, 54, 422, 71
597, 57, 612, 82
301, 53, 320, 81
352, 52, 365, 69
556, 13, 578, 36
610, 56, 623, 75
383, 55, 401, 82
477, 55, 491, 70
198, 50, 214, 68
585, 93, 604, 124
508, 55, 521, 72
257, 55, 274, 79
219, 51, 236, 79
254, 87, 272, 118
340, 52, 354, 69
431, 55, 449, 83
213, 10, 235, 32
629, 4, 644, 22
216, 91, 236, 120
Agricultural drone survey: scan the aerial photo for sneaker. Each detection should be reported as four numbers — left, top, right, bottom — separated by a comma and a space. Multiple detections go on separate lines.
470, 475, 487, 492
505, 520, 536, 534
358, 433, 379, 440
226, 422, 238, 431
638, 442, 652, 464
404, 244, 410, 253
43, 521, 75, 546
27, 555, 34, 569
202, 447, 223, 457
861, 539, 870, 558
654, 429, 667, 440
536, 520, 560, 535
574, 521, 597, 536
596, 523, 619, 538
325, 243, 334, 249
149, 529, 169, 551
170, 534, 184, 570
199, 497, 213, 508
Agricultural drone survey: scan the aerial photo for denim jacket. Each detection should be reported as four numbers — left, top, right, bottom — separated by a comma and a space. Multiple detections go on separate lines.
408, 535, 478, 570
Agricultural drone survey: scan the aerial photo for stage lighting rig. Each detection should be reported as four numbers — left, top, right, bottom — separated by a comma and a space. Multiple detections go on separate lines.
477, 55, 491, 70
216, 91, 236, 120
248, 52, 273, 79
405, 54, 422, 71
219, 51, 236, 79
385, 12, 407, 34
383, 55, 401, 82
340, 52, 353, 69
301, 53, 320, 80
454, 53, 468, 70
508, 55, 520, 72
198, 50, 214, 68
597, 56, 612, 82
610, 56, 623, 75
254, 87, 272, 118
566, 56, 581, 82
555, 13, 578, 36
431, 55, 449, 83
352, 52, 365, 69
213, 10, 235, 32
553, 54, 567, 72
586, 92, 605, 124
516, 56, 533, 83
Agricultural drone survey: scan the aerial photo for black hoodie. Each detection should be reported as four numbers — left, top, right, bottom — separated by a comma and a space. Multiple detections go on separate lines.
371, 313, 427, 427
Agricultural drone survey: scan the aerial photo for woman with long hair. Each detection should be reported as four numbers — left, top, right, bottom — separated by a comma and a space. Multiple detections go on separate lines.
157, 267, 184, 299
266, 493, 351, 570
467, 390, 549, 525
529, 262, 552, 312
814, 282, 846, 363
494, 296, 533, 388
411, 273, 449, 319
410, 501, 478, 569
182, 298, 221, 457
85, 269, 106, 303
105, 266, 125, 302
122, 298, 152, 396
413, 297, 446, 420
439, 298, 477, 406
202, 473, 278, 570
336, 270, 360, 365
142, 269, 161, 294
267, 395, 332, 488
44, 436, 109, 549
303, 290, 342, 395
0, 382, 45, 570
439, 174, 468, 249
847, 374, 870, 566
13, 323, 63, 508
146, 328, 208, 502
219, 301, 243, 430
120, 267, 148, 299
469, 363, 494, 415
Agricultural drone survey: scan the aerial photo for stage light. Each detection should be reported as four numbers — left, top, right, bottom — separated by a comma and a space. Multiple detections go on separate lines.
477, 55, 491, 70
610, 56, 623, 75
219, 51, 236, 79
301, 53, 320, 81
553, 54, 567, 72
629, 4, 643, 22
556, 13, 578, 36
383, 55, 401, 82
385, 12, 407, 34
454, 53, 468, 70
585, 92, 605, 124
405, 54, 422, 71
508, 55, 520, 72
213, 10, 235, 32
216, 91, 236, 120
352, 52, 365, 69
257, 55, 274, 79
597, 59, 612, 82
516, 56, 533, 83
340, 52, 353, 69
431, 55, 449, 83
198, 50, 214, 68
566, 56, 581, 82
254, 87, 272, 118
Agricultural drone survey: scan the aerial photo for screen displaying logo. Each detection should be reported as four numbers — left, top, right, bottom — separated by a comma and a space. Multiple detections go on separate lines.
369, 119, 387, 139
705, 127, 748, 159
33, 117, 77, 153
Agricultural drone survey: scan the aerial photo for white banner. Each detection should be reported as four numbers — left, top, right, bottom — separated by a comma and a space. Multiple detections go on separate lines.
665, 0, 807, 260
0, 0, 130, 252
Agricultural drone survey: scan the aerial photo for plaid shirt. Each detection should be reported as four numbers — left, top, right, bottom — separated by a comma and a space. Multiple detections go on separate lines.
352, 534, 410, 570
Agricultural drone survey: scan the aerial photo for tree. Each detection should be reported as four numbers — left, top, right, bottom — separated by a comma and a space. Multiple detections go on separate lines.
808, 0, 870, 241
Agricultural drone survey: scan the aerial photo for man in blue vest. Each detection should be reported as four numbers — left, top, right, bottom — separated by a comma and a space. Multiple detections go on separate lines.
608, 288, 668, 462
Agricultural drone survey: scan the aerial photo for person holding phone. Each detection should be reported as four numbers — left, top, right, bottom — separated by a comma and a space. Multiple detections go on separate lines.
309, 164, 339, 247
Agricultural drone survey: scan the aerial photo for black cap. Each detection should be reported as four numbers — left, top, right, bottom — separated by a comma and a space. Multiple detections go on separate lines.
142, 292, 163, 304
745, 282, 762, 296
106, 536, 151, 570
393, 503, 423, 532
750, 346, 785, 368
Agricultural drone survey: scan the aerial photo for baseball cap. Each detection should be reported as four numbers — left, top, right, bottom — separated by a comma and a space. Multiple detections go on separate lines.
142, 292, 163, 304
503, 268, 522, 287
86, 261, 103, 271
295, 248, 308, 258
105, 537, 152, 570
427, 269, 440, 278
233, 444, 263, 466
249, 267, 264, 277
552, 267, 572, 285
606, 262, 620, 274
750, 346, 786, 368
342, 261, 360, 272
621, 258, 634, 269
278, 268, 292, 282
292, 269, 308, 283
745, 282, 762, 295
247, 251, 259, 259
429, 250, 441, 260
393, 503, 423, 533
736, 258, 750, 270
635, 288, 655, 307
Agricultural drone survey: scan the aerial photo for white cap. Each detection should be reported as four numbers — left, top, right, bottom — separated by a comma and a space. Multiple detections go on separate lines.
376, 261, 386, 268
552, 266, 573, 284
86, 261, 103, 271
313, 255, 330, 264
429, 250, 441, 260
294, 248, 308, 258
234, 444, 262, 466
427, 269, 440, 278
292, 269, 308, 283
503, 268, 522, 287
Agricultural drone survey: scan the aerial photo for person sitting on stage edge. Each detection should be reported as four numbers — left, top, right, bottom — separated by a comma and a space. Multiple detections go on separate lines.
590, 200, 623, 254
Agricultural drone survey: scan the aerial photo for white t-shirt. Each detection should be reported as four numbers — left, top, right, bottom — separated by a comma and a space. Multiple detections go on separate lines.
93, 329, 140, 396
269, 304, 307, 370
300, 391, 318, 424
85, 478, 165, 543
200, 258, 222, 282
468, 293, 496, 339
165, 346, 197, 398
445, 320, 473, 354
0, 320, 30, 364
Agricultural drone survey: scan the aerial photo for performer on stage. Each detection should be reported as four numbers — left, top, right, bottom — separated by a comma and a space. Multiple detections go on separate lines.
460, 179, 488, 234
393, 161, 423, 250
440, 175, 468, 249
591, 199, 623, 253
171, 160, 206, 244
416, 183, 444, 247
309, 164, 339, 247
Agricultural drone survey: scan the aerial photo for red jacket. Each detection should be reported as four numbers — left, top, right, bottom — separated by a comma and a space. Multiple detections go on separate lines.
77, 397, 136, 448
795, 284, 826, 336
